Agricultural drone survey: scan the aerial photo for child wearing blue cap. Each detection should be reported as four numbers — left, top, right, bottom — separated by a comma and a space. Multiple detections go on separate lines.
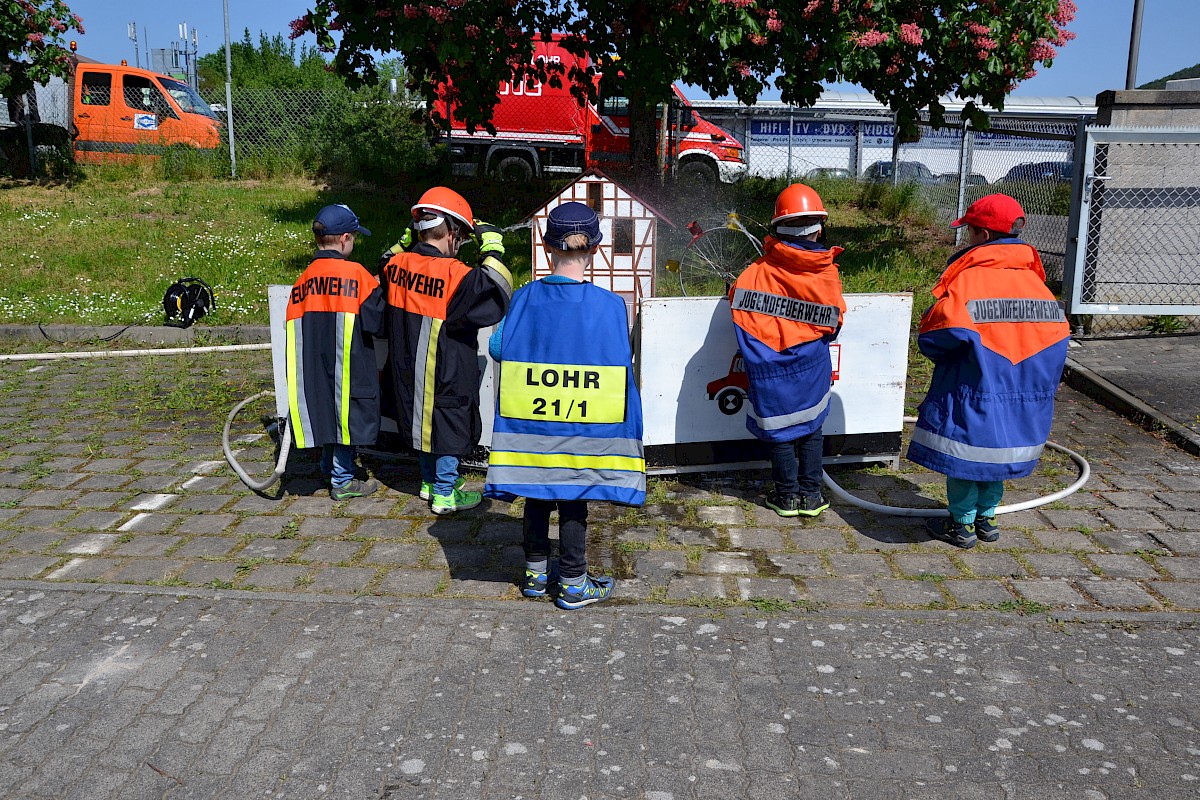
485, 201, 646, 609
285, 204, 387, 500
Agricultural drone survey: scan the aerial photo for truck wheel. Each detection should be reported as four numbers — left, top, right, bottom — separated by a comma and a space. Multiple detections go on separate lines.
715, 388, 744, 415
495, 156, 534, 183
679, 160, 718, 189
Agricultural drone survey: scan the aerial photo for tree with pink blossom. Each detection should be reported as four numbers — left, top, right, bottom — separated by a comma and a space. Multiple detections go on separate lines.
1, 0, 85, 99
292, 0, 1076, 182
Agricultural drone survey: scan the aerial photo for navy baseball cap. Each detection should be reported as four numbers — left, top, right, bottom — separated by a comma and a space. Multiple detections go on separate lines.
545, 201, 602, 250
313, 204, 372, 237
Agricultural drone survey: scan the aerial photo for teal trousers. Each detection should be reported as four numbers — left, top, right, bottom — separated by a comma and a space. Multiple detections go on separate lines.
946, 478, 1005, 524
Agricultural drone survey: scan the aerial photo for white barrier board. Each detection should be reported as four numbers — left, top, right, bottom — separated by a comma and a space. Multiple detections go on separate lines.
637, 294, 911, 465
269, 286, 911, 470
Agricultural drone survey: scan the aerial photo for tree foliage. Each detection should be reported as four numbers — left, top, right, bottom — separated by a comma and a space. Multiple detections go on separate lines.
196, 29, 345, 94
292, 0, 1076, 180
1, 0, 85, 97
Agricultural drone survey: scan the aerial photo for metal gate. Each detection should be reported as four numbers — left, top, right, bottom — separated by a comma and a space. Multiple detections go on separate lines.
1064, 127, 1200, 328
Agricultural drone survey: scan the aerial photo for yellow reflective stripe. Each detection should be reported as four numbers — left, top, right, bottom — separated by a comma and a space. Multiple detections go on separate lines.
489, 450, 645, 472
499, 361, 626, 423
420, 318, 442, 452
339, 312, 354, 444
286, 319, 306, 449
481, 255, 513, 295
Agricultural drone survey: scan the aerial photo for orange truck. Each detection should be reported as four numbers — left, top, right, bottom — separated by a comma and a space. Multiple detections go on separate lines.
436, 35, 747, 186
1, 56, 221, 164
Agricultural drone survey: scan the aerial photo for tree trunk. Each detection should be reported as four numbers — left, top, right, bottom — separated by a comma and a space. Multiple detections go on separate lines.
627, 83, 660, 187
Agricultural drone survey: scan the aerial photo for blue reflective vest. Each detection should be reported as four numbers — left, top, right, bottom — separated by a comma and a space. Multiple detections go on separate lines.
484, 279, 646, 505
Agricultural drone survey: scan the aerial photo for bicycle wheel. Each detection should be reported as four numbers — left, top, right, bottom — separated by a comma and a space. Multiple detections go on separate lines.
678, 224, 763, 297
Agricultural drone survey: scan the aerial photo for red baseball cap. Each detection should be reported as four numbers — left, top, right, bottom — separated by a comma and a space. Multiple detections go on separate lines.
950, 193, 1025, 233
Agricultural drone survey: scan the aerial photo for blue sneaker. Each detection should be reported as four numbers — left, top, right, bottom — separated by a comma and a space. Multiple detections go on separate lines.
555, 574, 614, 610
520, 563, 557, 598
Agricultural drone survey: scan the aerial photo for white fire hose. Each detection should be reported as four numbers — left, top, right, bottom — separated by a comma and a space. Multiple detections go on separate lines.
822, 416, 1090, 517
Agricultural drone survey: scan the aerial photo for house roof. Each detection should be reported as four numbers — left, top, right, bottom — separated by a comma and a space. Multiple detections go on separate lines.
520, 169, 676, 230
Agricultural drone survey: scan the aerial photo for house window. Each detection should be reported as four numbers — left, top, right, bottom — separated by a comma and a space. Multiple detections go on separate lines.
586, 181, 604, 214
612, 218, 634, 255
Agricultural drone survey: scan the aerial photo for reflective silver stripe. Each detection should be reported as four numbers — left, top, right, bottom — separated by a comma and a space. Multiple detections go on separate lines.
480, 257, 514, 298
289, 322, 315, 446
411, 316, 433, 450
730, 288, 839, 327
910, 426, 1045, 464
333, 311, 347, 444
749, 390, 831, 431
967, 298, 1066, 324
485, 465, 646, 492
489, 431, 643, 459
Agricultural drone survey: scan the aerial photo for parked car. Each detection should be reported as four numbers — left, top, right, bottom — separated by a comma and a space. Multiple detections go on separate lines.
862, 160, 939, 185
805, 166, 852, 180
1000, 161, 1073, 183
936, 172, 988, 187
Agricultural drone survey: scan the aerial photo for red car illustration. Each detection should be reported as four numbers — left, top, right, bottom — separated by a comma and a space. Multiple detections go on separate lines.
707, 346, 841, 416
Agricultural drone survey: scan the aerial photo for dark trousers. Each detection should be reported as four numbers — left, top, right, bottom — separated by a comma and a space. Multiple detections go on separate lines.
523, 499, 589, 580
771, 428, 824, 498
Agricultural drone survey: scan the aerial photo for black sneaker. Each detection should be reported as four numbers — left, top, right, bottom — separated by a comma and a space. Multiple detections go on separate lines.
924, 517, 977, 549
975, 516, 1000, 543
766, 492, 801, 517
330, 478, 379, 501
796, 494, 830, 517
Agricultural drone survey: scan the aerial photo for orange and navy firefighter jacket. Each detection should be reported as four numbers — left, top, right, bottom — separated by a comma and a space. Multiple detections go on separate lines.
285, 251, 387, 449
381, 240, 513, 456
907, 238, 1070, 481
728, 237, 847, 443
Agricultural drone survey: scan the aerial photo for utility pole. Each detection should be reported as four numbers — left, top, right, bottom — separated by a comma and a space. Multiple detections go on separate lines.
128, 22, 140, 68
1125, 0, 1146, 90
178, 23, 199, 89
222, 0, 237, 178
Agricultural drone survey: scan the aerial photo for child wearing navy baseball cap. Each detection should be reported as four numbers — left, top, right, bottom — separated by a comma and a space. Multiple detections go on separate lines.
486, 201, 646, 609
285, 204, 386, 500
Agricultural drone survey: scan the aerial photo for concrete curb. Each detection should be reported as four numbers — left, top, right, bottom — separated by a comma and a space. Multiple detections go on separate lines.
1064, 356, 1200, 457
0, 324, 270, 345
4, 580, 1199, 624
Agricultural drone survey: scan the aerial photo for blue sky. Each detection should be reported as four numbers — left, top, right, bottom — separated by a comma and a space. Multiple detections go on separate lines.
65, 0, 1198, 100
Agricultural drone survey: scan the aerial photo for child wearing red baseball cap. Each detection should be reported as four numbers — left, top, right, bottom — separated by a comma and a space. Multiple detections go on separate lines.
908, 194, 1070, 548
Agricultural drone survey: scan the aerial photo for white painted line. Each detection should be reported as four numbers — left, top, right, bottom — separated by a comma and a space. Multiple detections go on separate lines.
130, 493, 178, 511
191, 461, 225, 475
180, 476, 207, 490
27, 365, 48, 373
118, 513, 150, 531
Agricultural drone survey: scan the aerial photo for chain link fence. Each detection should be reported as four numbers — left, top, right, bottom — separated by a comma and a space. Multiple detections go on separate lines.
1065, 127, 1200, 336
695, 103, 1082, 285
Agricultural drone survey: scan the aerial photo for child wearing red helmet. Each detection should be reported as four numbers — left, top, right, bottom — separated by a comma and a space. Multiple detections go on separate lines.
729, 183, 847, 517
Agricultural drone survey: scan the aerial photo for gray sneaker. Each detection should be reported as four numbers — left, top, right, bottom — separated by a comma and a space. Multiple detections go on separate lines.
331, 478, 379, 501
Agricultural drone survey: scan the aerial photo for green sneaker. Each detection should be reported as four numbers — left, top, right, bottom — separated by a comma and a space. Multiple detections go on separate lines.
430, 487, 482, 515
330, 478, 379, 501
419, 475, 465, 500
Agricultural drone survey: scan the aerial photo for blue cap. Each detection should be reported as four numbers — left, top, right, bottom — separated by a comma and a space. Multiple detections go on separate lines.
313, 204, 372, 237
544, 201, 602, 250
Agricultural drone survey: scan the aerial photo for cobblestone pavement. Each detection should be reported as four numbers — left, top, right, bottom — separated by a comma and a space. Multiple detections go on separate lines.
2, 350, 1199, 613
2, 587, 1200, 799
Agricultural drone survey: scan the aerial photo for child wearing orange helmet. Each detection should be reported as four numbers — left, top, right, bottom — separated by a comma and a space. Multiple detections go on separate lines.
379, 187, 514, 514
728, 184, 846, 517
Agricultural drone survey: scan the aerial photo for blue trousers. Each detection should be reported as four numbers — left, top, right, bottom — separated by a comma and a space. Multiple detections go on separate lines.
321, 444, 357, 488
771, 429, 824, 498
947, 478, 1004, 524
419, 452, 460, 496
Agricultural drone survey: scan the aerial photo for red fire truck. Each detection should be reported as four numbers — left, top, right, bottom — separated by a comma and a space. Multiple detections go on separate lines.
436, 35, 747, 186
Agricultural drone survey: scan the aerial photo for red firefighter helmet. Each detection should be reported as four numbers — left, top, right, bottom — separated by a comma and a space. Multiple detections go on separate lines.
411, 187, 474, 233
771, 183, 828, 226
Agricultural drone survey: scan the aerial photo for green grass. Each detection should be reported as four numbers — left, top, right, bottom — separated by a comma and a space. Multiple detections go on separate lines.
0, 171, 566, 326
